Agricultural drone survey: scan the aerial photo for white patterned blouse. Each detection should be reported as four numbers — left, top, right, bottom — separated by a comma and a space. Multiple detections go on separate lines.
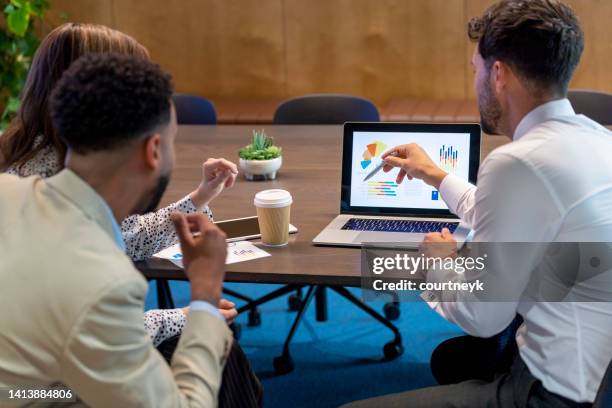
5, 137, 213, 346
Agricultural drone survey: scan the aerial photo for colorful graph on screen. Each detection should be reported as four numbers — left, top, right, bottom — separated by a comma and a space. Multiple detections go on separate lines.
361, 140, 387, 169
439, 145, 459, 171
367, 181, 398, 197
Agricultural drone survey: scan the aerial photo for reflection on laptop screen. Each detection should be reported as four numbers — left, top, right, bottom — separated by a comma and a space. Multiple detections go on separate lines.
350, 131, 472, 210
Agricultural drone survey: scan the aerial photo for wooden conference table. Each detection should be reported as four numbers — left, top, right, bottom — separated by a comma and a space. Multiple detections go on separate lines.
139, 124, 509, 286
138, 124, 508, 371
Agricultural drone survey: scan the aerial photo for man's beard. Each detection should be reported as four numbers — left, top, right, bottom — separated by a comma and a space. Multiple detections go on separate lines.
131, 173, 171, 215
477, 75, 503, 135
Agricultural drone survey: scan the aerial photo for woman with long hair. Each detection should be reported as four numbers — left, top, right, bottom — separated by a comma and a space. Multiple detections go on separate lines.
1, 23, 263, 407
0, 22, 238, 347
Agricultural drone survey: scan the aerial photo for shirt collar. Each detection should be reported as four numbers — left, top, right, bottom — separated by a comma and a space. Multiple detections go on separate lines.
102, 200, 126, 251
513, 98, 575, 140
46, 169, 125, 251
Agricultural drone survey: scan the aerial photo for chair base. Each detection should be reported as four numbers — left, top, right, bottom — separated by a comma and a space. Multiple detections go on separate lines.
156, 279, 404, 375
236, 284, 404, 375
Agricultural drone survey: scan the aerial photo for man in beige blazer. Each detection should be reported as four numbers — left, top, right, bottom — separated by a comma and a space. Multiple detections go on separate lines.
0, 53, 233, 406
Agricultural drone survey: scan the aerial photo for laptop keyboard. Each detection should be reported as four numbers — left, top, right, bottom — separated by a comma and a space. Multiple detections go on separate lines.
341, 218, 459, 233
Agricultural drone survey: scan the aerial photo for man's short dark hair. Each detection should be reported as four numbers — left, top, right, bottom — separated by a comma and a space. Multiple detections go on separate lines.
50, 53, 173, 153
468, 0, 583, 96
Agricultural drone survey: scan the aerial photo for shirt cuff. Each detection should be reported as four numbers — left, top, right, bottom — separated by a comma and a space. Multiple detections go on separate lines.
177, 195, 214, 221
190, 300, 225, 322
439, 173, 474, 216
420, 290, 448, 319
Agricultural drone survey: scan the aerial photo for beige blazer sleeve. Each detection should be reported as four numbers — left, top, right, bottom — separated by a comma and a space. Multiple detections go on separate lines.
60, 273, 233, 408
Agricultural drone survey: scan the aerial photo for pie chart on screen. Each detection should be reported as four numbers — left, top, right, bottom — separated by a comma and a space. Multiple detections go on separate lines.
360, 140, 387, 169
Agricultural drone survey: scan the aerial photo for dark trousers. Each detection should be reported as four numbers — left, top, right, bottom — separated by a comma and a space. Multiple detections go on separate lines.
431, 315, 523, 385
342, 356, 590, 408
157, 336, 263, 408
342, 317, 591, 408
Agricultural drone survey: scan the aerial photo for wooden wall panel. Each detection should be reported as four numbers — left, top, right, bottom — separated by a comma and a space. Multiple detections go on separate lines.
46, 0, 113, 27
112, 0, 286, 99
46, 0, 612, 103
565, 0, 612, 92
464, 0, 490, 100
284, 0, 466, 104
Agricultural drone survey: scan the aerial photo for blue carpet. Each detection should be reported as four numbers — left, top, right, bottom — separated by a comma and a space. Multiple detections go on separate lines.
145, 281, 464, 407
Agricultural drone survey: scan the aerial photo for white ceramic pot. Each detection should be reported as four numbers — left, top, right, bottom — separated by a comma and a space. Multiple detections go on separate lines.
239, 156, 282, 181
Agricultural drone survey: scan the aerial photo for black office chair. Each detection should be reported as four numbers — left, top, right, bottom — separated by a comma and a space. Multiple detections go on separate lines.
568, 89, 612, 126
594, 358, 612, 408
275, 93, 387, 307
277, 94, 388, 305
172, 93, 217, 125
226, 94, 402, 374
273, 93, 380, 124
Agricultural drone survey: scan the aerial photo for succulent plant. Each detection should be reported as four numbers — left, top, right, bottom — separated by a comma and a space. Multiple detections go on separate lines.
239, 129, 282, 160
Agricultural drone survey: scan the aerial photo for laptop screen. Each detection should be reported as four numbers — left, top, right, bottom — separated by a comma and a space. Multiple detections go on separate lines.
341, 123, 481, 217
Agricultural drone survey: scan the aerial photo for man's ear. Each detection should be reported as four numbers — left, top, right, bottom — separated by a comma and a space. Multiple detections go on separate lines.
491, 61, 506, 95
143, 133, 162, 171
492, 60, 510, 95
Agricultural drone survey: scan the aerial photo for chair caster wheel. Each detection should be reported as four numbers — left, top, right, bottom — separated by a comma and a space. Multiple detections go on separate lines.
383, 302, 400, 320
288, 294, 302, 311
247, 308, 261, 327
383, 341, 404, 360
273, 354, 295, 375
230, 322, 242, 340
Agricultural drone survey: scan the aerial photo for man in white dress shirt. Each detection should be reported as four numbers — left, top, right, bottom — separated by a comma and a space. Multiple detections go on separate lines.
344, 0, 612, 407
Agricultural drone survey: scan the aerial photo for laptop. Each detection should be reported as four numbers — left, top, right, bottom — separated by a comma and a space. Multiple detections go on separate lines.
313, 122, 481, 247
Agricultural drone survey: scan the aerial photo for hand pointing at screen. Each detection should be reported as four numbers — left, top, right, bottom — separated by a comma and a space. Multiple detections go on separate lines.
382, 143, 449, 189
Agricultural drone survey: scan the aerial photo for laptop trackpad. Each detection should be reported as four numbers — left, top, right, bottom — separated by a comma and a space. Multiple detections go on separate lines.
355, 232, 424, 244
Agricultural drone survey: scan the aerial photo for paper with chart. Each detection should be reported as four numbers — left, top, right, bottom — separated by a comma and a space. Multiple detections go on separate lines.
154, 240, 271, 268
350, 131, 472, 210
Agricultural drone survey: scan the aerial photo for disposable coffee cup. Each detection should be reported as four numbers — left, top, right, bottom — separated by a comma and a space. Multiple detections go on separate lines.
254, 189, 293, 247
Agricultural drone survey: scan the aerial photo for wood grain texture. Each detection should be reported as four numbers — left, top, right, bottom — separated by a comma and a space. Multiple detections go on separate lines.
283, 0, 466, 104
111, 0, 287, 99
46, 0, 113, 27
139, 125, 509, 285
565, 0, 612, 92
46, 0, 612, 103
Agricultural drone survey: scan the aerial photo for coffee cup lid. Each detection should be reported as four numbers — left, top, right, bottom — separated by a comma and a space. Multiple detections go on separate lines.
254, 189, 293, 208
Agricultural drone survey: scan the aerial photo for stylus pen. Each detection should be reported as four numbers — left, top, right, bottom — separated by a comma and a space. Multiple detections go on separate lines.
363, 152, 397, 182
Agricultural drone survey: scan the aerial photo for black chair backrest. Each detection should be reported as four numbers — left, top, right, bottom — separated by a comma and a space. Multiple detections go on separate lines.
568, 89, 612, 126
273, 94, 380, 124
594, 358, 612, 408
172, 93, 217, 125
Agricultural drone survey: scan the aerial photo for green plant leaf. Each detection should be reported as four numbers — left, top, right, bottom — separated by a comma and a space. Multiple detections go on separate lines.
7, 6, 30, 37
239, 129, 282, 160
1, 96, 19, 120
239, 143, 282, 160
29, 0, 48, 16
0, 0, 49, 131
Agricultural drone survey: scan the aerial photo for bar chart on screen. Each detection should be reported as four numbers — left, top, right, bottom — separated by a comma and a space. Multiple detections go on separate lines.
367, 181, 399, 197
439, 144, 459, 172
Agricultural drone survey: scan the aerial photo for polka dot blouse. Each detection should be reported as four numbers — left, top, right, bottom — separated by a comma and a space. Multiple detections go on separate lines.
5, 137, 214, 346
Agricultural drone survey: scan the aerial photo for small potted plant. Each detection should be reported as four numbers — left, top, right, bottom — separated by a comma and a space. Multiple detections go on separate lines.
238, 129, 283, 180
